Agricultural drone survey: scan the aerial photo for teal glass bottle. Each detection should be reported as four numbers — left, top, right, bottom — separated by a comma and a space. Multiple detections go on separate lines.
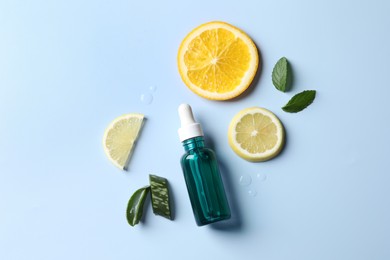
178, 104, 231, 226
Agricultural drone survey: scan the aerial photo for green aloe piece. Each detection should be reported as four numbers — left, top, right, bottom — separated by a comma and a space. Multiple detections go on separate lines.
126, 186, 150, 227
149, 174, 172, 220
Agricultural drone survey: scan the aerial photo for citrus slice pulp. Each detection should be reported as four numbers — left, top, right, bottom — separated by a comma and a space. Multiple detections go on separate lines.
228, 107, 284, 161
103, 113, 144, 170
178, 21, 259, 100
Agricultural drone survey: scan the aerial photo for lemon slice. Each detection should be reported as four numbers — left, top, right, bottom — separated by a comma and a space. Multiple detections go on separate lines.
103, 114, 144, 170
228, 107, 284, 162
178, 21, 259, 100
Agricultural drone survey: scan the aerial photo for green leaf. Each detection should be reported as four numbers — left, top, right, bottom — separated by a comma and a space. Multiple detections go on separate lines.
149, 174, 172, 220
282, 90, 316, 113
126, 186, 150, 227
272, 57, 290, 92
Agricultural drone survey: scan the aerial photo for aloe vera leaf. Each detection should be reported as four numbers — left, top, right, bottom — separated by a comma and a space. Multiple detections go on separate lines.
149, 175, 172, 220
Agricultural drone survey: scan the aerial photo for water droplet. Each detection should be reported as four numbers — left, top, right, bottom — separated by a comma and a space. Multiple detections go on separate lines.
239, 175, 252, 186
256, 172, 267, 182
149, 85, 157, 92
248, 189, 258, 197
140, 93, 153, 105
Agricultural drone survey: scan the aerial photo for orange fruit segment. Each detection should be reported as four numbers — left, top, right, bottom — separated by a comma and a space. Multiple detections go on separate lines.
178, 21, 259, 100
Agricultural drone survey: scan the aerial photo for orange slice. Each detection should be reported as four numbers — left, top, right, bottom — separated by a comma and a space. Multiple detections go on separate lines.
178, 21, 259, 100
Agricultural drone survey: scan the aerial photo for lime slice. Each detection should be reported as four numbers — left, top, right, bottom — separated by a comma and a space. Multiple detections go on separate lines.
228, 107, 284, 162
102, 113, 144, 170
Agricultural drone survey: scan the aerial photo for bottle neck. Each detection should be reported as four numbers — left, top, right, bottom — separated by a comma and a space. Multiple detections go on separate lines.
182, 136, 205, 151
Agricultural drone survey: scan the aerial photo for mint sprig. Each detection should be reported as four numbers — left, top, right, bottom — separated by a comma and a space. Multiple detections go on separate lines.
272, 57, 290, 92
282, 90, 316, 113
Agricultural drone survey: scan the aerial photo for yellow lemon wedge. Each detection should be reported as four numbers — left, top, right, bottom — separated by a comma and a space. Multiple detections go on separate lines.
102, 114, 144, 170
228, 107, 284, 162
178, 21, 259, 100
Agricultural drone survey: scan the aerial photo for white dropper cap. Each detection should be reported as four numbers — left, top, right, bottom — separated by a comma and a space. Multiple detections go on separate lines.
178, 104, 204, 142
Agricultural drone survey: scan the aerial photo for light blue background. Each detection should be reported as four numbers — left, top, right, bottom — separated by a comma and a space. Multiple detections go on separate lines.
1, 0, 390, 259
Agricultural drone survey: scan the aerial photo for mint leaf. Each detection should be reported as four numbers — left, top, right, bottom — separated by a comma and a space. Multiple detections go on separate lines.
272, 57, 290, 92
282, 90, 316, 113
126, 186, 150, 227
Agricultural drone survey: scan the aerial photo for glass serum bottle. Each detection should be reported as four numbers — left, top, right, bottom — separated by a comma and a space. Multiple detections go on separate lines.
178, 104, 231, 226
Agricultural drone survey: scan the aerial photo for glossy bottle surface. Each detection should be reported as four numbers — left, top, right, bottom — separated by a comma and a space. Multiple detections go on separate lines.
180, 137, 231, 226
